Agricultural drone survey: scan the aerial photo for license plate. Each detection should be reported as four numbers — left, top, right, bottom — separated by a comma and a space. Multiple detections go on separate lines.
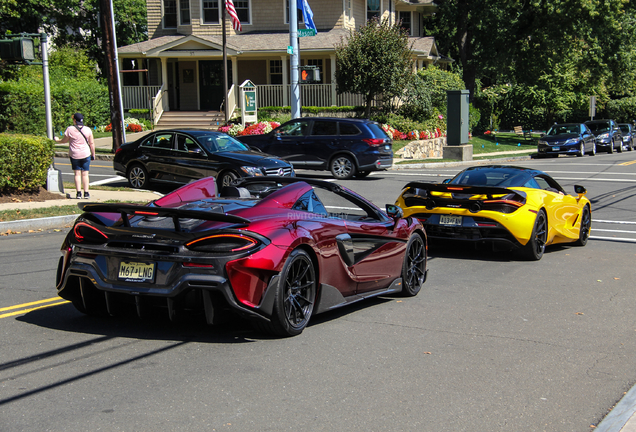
440, 215, 462, 226
118, 261, 155, 282
385, 144, 391, 151
552, 146, 560, 151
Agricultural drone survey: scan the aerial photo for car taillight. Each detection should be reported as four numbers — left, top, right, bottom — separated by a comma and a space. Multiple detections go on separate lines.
362, 138, 384, 146
74, 222, 108, 244
185, 233, 259, 253
115, 147, 124, 155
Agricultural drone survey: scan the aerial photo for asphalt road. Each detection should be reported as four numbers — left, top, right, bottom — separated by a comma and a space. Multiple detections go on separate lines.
2, 152, 636, 431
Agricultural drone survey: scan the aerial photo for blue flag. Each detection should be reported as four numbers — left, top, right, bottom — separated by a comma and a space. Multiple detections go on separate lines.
298, 0, 317, 32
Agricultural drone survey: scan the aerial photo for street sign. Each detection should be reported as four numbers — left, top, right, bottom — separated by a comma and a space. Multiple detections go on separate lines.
287, 46, 294, 55
298, 29, 317, 37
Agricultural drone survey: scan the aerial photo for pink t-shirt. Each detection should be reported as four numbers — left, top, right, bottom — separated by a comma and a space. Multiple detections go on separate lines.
65, 125, 94, 159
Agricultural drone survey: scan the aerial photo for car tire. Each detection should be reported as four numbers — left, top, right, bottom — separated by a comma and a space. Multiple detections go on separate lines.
330, 155, 356, 180
218, 171, 239, 189
127, 164, 149, 189
355, 171, 371, 178
520, 209, 547, 261
608, 139, 614, 154
259, 248, 317, 337
588, 141, 597, 156
575, 205, 591, 247
617, 138, 623, 153
400, 234, 427, 297
577, 142, 584, 157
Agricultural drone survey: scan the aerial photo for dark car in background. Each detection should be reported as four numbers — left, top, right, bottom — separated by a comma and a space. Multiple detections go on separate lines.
536, 123, 596, 157
113, 129, 294, 189
584, 119, 623, 153
236, 117, 393, 180
618, 123, 635, 151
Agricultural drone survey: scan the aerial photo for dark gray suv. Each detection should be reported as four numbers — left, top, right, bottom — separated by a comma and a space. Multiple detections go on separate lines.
584, 119, 623, 153
236, 117, 393, 179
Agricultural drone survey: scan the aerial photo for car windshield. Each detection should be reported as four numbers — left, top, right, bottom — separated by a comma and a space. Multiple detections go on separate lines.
198, 135, 250, 153
620, 125, 630, 134
586, 122, 611, 133
450, 168, 530, 187
546, 125, 579, 135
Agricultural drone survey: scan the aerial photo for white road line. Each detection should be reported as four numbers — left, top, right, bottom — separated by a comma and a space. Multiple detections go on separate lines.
592, 229, 636, 234
590, 236, 636, 243
543, 171, 636, 176
593, 219, 636, 225
90, 176, 126, 186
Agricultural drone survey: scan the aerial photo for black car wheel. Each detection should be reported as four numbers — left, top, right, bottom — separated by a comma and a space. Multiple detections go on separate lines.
617, 138, 623, 153
588, 141, 597, 156
575, 205, 591, 246
608, 139, 614, 154
355, 171, 371, 178
401, 234, 427, 297
264, 249, 317, 337
520, 210, 547, 261
218, 171, 239, 188
577, 142, 585, 157
330, 155, 356, 180
127, 164, 149, 189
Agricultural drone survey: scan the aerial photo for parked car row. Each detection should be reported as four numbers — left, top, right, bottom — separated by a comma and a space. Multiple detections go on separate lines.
537, 119, 635, 157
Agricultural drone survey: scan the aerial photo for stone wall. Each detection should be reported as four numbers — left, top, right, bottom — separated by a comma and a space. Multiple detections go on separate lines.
395, 137, 447, 160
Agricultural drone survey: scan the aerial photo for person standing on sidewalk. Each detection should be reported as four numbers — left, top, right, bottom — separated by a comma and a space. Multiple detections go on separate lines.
54, 112, 96, 199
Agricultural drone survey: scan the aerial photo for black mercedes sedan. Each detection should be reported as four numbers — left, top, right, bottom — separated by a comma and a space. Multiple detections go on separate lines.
536, 123, 596, 157
113, 129, 294, 189
235, 117, 393, 180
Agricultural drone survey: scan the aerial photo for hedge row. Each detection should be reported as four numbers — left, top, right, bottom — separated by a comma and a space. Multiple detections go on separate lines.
0, 133, 54, 191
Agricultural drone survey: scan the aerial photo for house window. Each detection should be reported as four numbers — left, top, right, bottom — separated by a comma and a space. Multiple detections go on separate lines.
270, 60, 283, 85
399, 11, 411, 35
285, 0, 304, 24
306, 59, 323, 83
345, 0, 352, 21
203, 0, 220, 24
164, 0, 177, 28
367, 0, 381, 21
235, 0, 250, 24
180, 0, 191, 25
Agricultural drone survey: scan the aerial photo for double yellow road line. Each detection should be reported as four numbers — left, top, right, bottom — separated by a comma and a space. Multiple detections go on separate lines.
619, 160, 636, 166
0, 297, 70, 319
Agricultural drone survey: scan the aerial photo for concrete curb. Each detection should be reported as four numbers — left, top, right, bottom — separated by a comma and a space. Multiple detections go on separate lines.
0, 214, 78, 233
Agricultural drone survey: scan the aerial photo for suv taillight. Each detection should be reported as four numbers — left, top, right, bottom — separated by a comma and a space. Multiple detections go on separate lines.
363, 138, 384, 146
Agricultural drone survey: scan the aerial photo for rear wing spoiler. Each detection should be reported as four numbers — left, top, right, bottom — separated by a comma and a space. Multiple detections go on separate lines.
402, 182, 526, 201
78, 202, 250, 231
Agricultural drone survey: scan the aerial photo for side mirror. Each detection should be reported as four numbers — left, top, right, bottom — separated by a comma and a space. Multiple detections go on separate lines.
385, 204, 403, 220
442, 178, 451, 184
188, 147, 203, 155
574, 185, 587, 195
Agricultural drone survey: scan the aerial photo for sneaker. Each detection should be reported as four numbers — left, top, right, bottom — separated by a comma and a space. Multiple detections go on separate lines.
76, 191, 82, 199
83, 192, 90, 199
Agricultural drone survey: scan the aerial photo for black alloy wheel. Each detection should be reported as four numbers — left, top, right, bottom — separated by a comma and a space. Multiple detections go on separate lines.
266, 249, 317, 337
127, 164, 149, 189
575, 205, 591, 246
401, 234, 427, 296
218, 171, 239, 189
520, 210, 547, 261
330, 155, 356, 180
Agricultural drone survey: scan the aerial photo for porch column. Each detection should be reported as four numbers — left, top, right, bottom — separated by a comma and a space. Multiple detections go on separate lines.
282, 55, 289, 107
161, 58, 168, 112
231, 56, 238, 87
330, 54, 337, 106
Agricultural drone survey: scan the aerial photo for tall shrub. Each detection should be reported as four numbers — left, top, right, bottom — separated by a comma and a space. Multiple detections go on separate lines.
0, 134, 54, 191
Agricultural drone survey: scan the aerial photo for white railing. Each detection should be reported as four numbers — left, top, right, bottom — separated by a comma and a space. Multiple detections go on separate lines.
122, 86, 161, 110
227, 84, 237, 118
257, 83, 369, 108
152, 85, 166, 126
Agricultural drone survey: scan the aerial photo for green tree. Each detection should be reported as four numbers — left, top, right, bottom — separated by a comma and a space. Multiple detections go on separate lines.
335, 18, 414, 118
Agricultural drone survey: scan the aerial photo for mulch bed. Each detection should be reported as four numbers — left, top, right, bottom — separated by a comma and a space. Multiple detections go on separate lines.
0, 187, 65, 205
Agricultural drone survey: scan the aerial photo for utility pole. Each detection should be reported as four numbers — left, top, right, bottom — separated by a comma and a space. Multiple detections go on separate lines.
290, 0, 300, 119
100, 0, 124, 152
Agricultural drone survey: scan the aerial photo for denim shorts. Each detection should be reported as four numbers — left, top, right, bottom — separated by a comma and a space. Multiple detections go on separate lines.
70, 157, 91, 171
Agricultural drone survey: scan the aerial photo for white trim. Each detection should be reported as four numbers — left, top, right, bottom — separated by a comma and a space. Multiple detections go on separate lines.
200, 0, 220, 25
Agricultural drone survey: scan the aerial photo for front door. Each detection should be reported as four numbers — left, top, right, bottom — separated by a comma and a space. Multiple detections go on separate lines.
199, 60, 232, 111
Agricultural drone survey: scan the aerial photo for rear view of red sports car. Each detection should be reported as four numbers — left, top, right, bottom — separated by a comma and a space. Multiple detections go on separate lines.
56, 177, 427, 336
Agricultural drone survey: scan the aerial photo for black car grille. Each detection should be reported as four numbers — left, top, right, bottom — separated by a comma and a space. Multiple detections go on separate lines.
265, 167, 293, 177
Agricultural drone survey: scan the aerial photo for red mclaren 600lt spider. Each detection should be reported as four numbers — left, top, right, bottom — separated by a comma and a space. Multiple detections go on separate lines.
56, 177, 428, 336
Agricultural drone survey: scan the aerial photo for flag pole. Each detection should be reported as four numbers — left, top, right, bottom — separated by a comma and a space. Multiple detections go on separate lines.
222, 1, 229, 123
290, 0, 300, 119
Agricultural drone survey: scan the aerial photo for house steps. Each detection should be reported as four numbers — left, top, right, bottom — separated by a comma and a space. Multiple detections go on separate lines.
155, 111, 225, 130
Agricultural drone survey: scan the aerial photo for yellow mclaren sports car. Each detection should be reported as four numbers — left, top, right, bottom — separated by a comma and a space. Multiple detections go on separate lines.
395, 165, 591, 260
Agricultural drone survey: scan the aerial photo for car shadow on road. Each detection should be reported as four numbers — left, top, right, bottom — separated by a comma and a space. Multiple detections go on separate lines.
427, 240, 567, 262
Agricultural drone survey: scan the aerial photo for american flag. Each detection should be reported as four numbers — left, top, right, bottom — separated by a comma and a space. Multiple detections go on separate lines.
225, 0, 242, 32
